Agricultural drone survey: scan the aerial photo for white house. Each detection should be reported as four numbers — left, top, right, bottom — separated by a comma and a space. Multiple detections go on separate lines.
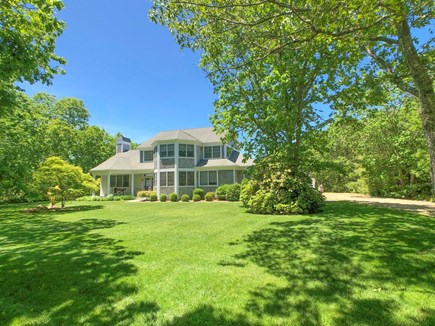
90, 127, 253, 197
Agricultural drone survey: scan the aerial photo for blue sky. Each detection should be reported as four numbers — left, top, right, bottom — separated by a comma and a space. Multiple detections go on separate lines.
22, 0, 216, 143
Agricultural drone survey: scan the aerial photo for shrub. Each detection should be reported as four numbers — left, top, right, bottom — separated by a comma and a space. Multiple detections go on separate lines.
205, 192, 214, 201
181, 194, 190, 202
160, 194, 167, 202
192, 188, 204, 199
106, 194, 114, 201
170, 192, 178, 202
113, 196, 122, 201
242, 163, 325, 214
119, 195, 135, 200
192, 194, 201, 202
137, 190, 156, 198
150, 194, 158, 202
226, 183, 241, 201
215, 184, 230, 200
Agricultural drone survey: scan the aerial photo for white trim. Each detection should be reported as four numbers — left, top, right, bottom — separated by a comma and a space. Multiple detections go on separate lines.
233, 169, 236, 183
175, 143, 179, 195
131, 173, 134, 196
107, 173, 111, 196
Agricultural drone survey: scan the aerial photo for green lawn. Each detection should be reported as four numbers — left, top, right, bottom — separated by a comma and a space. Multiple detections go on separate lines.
0, 201, 434, 325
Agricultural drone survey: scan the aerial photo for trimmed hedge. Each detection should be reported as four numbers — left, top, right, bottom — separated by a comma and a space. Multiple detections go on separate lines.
170, 192, 178, 202
205, 192, 214, 201
226, 183, 241, 201
215, 184, 230, 200
150, 194, 158, 202
193, 188, 204, 199
181, 194, 190, 202
160, 194, 167, 202
192, 194, 201, 202
137, 191, 156, 198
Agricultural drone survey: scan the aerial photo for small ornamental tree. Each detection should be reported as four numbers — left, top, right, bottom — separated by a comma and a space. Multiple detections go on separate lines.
32, 156, 99, 208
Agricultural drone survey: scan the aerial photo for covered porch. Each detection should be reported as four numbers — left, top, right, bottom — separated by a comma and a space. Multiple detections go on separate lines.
93, 171, 154, 197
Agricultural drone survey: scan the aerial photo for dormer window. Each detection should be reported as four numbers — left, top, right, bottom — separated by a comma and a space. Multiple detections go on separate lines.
204, 145, 221, 159
179, 144, 194, 158
142, 150, 153, 162
160, 144, 174, 158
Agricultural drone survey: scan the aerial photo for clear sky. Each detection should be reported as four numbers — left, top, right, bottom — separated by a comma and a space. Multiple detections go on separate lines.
22, 0, 216, 144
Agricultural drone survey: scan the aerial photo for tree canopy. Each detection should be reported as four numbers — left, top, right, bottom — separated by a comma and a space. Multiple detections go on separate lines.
150, 0, 435, 190
0, 0, 66, 113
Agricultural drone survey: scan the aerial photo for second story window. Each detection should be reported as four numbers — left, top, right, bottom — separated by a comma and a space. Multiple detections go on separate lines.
179, 144, 194, 158
204, 145, 221, 159
160, 144, 174, 158
142, 150, 153, 162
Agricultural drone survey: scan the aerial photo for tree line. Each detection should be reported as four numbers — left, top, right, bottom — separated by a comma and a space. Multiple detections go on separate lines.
0, 93, 115, 202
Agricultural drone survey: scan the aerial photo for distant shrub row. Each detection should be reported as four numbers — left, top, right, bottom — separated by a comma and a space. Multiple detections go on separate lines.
76, 194, 136, 201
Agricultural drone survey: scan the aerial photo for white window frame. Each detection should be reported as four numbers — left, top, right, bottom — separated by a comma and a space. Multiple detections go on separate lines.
179, 144, 194, 158
142, 150, 153, 162
199, 170, 218, 186
179, 171, 195, 186
204, 145, 221, 159
160, 144, 175, 158
160, 171, 175, 187
110, 175, 129, 188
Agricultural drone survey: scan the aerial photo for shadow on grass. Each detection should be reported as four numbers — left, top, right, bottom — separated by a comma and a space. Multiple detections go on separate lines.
165, 305, 254, 326
22, 204, 105, 214
234, 202, 435, 325
0, 205, 158, 325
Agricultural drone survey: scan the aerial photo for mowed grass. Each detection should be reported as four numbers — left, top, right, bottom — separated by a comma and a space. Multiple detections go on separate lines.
0, 201, 434, 325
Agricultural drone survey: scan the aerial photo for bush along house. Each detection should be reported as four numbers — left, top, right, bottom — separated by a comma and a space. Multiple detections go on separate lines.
90, 127, 253, 197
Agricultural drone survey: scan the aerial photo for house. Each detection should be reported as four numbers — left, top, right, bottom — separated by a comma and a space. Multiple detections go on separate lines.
90, 127, 253, 197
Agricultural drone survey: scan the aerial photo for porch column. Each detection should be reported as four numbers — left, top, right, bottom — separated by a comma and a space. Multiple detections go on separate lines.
107, 173, 111, 196
233, 169, 236, 184
175, 143, 179, 195
131, 173, 134, 196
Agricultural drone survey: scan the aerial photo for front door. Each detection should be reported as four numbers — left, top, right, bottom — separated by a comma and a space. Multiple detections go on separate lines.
144, 177, 153, 191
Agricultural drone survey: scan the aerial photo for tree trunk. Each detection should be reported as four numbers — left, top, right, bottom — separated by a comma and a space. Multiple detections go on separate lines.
396, 19, 435, 194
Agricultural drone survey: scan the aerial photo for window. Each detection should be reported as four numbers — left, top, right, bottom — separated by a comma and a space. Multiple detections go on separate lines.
204, 146, 221, 159
226, 147, 234, 158
200, 171, 218, 186
142, 150, 153, 162
110, 175, 129, 187
179, 144, 194, 158
160, 172, 175, 187
179, 171, 195, 186
160, 144, 174, 158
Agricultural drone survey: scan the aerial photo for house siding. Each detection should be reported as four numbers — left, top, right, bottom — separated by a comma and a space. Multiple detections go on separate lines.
179, 157, 195, 169
218, 170, 234, 185
179, 186, 195, 197
160, 158, 175, 169
160, 186, 175, 195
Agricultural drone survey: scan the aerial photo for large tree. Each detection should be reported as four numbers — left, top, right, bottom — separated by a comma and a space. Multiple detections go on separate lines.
0, 0, 65, 113
151, 0, 435, 190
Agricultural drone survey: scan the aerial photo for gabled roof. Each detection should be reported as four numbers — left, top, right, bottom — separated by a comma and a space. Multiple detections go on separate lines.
137, 127, 224, 149
90, 150, 153, 173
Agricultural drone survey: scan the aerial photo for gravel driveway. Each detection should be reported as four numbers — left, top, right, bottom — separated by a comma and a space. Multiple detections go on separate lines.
324, 192, 435, 216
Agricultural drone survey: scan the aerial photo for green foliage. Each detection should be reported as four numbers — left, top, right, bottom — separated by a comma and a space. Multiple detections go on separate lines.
242, 161, 325, 215
137, 191, 156, 198
160, 194, 168, 202
0, 0, 66, 113
181, 194, 190, 202
105, 194, 114, 201
76, 195, 135, 202
32, 157, 99, 208
192, 188, 204, 200
150, 194, 158, 202
312, 100, 431, 199
216, 184, 230, 201
205, 192, 215, 201
119, 195, 135, 201
192, 194, 201, 202
170, 192, 178, 202
226, 184, 241, 202
0, 93, 114, 203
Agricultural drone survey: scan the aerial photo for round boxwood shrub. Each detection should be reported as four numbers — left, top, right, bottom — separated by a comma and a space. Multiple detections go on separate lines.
160, 194, 167, 202
205, 192, 215, 201
192, 188, 204, 199
215, 184, 230, 200
192, 194, 201, 202
226, 183, 241, 201
170, 192, 178, 202
181, 194, 190, 202
150, 194, 158, 202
